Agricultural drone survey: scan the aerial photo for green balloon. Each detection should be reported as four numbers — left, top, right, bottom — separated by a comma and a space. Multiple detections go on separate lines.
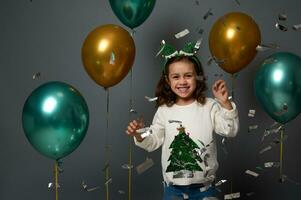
254, 52, 301, 124
109, 0, 156, 29
22, 82, 89, 160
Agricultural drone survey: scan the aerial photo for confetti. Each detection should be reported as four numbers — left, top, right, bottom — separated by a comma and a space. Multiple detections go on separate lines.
129, 109, 137, 114
175, 29, 190, 39
183, 193, 189, 199
81, 181, 100, 192
215, 179, 227, 187
275, 22, 288, 31
256, 43, 280, 51
136, 157, 154, 175
278, 13, 287, 21
196, 27, 204, 35
264, 162, 280, 168
207, 56, 225, 66
32, 72, 41, 80
122, 163, 133, 169
118, 190, 125, 194
145, 96, 158, 102
259, 145, 272, 154
263, 57, 278, 65
203, 8, 213, 20
292, 24, 301, 30
224, 192, 240, 199
168, 120, 182, 124
105, 178, 112, 185
248, 125, 258, 132
136, 127, 152, 138
245, 170, 259, 177
248, 109, 256, 117
246, 192, 255, 197
48, 182, 60, 189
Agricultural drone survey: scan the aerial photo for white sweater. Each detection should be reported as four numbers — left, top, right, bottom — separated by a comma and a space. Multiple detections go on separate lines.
134, 98, 239, 186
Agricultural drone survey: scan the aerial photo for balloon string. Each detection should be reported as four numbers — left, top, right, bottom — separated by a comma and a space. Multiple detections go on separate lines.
54, 160, 59, 200
128, 67, 133, 200
279, 127, 284, 182
231, 73, 236, 100
105, 89, 110, 200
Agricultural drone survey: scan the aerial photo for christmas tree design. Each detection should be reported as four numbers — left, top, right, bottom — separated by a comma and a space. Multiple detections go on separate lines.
166, 125, 203, 174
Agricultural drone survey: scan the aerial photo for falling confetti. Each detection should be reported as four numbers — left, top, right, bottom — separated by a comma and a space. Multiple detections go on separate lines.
203, 8, 213, 20
292, 24, 301, 30
245, 170, 259, 177
145, 96, 158, 102
174, 29, 190, 39
275, 22, 288, 31
224, 192, 240, 199
32, 72, 41, 80
248, 109, 256, 117
122, 164, 134, 169
278, 13, 287, 21
136, 157, 154, 175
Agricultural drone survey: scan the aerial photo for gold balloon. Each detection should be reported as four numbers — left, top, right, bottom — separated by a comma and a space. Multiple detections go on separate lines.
209, 12, 261, 74
82, 24, 135, 88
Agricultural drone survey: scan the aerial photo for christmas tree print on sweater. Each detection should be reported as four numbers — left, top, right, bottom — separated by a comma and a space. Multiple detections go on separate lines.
166, 124, 204, 178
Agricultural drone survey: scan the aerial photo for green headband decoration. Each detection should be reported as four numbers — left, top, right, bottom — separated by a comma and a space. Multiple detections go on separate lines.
156, 40, 203, 74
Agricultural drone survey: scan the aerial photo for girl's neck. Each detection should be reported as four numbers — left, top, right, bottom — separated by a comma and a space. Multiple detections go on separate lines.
175, 98, 196, 106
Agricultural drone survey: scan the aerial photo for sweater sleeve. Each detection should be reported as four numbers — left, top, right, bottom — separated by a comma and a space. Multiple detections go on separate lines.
134, 107, 165, 152
210, 99, 239, 137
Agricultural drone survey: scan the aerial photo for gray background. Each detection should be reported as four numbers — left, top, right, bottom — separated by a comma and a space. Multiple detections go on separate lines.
1, 0, 301, 199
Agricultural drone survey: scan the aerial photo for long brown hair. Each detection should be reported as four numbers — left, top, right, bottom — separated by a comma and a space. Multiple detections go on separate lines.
155, 56, 207, 107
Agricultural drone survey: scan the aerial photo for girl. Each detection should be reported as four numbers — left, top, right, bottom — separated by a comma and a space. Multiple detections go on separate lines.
126, 44, 239, 200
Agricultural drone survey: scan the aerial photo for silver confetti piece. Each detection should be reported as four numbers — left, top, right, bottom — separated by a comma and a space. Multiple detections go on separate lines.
246, 192, 255, 197
156, 40, 166, 57
248, 125, 258, 132
207, 56, 225, 66
256, 43, 280, 51
264, 162, 280, 168
32, 72, 41, 80
215, 179, 227, 186
109, 52, 115, 65
129, 108, 137, 114
136, 157, 154, 175
263, 57, 278, 65
175, 29, 190, 39
203, 8, 213, 20
48, 182, 60, 189
224, 192, 240, 199
104, 178, 112, 185
245, 170, 259, 177
136, 127, 152, 138
145, 96, 158, 102
278, 13, 287, 21
248, 109, 256, 117
259, 145, 272, 154
118, 190, 125, 194
292, 24, 301, 30
275, 22, 288, 31
183, 193, 189, 199
122, 163, 134, 169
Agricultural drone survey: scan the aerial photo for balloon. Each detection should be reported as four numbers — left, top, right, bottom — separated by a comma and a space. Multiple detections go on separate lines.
22, 82, 89, 160
109, 0, 156, 29
209, 12, 261, 74
254, 52, 301, 124
81, 24, 135, 88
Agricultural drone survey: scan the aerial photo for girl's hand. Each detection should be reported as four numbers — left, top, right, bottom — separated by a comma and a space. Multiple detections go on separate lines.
212, 79, 233, 110
126, 117, 145, 142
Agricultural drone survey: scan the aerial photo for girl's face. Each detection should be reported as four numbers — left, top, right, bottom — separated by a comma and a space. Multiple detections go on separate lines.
167, 60, 197, 105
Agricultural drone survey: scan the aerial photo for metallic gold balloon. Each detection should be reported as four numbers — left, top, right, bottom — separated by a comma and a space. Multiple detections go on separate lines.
82, 24, 135, 88
209, 12, 261, 74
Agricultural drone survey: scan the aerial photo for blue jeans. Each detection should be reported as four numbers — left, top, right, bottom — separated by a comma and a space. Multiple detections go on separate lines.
163, 183, 218, 200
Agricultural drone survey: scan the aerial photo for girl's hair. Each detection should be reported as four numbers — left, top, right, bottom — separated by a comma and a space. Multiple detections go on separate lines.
155, 56, 207, 107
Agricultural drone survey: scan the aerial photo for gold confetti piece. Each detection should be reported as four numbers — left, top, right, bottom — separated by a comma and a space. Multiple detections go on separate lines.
174, 29, 190, 39
136, 157, 154, 175
245, 170, 259, 177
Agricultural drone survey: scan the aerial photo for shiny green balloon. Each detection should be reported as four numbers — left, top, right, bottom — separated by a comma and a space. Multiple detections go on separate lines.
109, 0, 156, 29
22, 82, 89, 160
254, 52, 301, 124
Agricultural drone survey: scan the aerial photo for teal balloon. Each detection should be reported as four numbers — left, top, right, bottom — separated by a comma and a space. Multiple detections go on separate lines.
22, 82, 89, 160
109, 0, 156, 29
254, 52, 301, 124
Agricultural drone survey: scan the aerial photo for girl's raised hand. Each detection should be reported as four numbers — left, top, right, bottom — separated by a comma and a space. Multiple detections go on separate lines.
212, 79, 233, 110
126, 116, 145, 142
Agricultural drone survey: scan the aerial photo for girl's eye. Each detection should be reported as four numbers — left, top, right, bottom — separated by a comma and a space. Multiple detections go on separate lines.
171, 76, 179, 79
185, 74, 193, 78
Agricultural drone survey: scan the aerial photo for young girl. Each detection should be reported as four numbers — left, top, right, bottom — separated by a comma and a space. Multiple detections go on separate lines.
126, 43, 239, 200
